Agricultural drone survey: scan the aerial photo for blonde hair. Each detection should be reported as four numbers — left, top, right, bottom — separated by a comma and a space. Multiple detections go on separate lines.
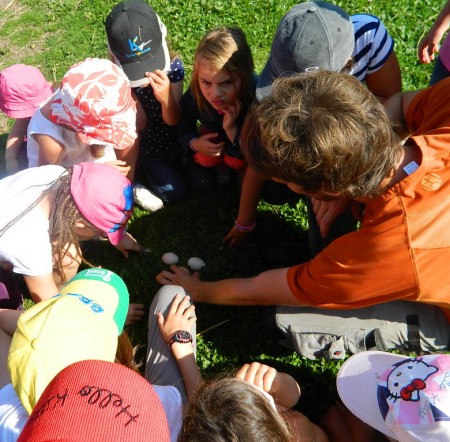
179, 377, 291, 442
191, 27, 255, 114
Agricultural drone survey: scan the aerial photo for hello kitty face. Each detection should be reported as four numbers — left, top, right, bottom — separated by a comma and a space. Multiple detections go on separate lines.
387, 359, 438, 401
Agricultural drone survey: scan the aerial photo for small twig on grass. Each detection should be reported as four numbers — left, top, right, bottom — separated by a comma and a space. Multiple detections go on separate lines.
2, 0, 15, 12
196, 319, 230, 337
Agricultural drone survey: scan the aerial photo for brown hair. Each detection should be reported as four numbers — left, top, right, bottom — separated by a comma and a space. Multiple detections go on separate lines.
191, 27, 255, 114
241, 70, 403, 198
49, 170, 93, 281
178, 377, 290, 442
115, 330, 142, 372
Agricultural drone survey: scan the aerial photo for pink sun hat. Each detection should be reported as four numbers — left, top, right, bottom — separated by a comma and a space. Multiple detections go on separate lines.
0, 64, 53, 118
70, 162, 134, 245
50, 57, 137, 149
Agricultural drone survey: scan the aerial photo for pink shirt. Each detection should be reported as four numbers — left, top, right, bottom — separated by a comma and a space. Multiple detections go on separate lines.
439, 33, 450, 71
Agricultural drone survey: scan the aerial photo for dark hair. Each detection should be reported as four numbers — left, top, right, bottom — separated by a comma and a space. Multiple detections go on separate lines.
241, 70, 403, 198
191, 27, 255, 114
178, 378, 290, 442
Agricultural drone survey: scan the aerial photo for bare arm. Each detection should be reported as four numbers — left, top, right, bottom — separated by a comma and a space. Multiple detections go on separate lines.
23, 273, 59, 303
224, 166, 265, 247
383, 90, 423, 138
235, 362, 301, 409
147, 70, 183, 126
157, 265, 300, 306
35, 133, 65, 165
5, 118, 29, 174
365, 52, 402, 101
115, 138, 139, 181
418, 0, 450, 64
157, 294, 202, 402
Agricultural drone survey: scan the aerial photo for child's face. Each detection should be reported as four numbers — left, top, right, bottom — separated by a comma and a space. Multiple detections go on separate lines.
198, 62, 241, 111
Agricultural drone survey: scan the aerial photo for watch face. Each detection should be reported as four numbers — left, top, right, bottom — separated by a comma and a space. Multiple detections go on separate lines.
175, 330, 192, 343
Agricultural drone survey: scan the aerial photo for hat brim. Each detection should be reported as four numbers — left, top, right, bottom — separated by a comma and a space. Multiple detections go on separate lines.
337, 351, 407, 439
256, 57, 275, 101
0, 82, 53, 118
106, 227, 126, 246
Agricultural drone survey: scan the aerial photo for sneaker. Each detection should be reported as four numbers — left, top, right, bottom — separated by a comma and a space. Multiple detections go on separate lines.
133, 183, 164, 212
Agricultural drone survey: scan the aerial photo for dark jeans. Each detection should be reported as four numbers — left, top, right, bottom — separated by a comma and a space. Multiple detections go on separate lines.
136, 156, 215, 203
262, 180, 358, 256
429, 55, 450, 85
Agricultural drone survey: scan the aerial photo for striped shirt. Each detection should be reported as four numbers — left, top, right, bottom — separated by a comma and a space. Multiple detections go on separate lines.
349, 14, 394, 81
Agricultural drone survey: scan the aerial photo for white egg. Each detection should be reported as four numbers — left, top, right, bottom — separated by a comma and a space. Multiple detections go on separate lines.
188, 257, 206, 271
162, 252, 179, 265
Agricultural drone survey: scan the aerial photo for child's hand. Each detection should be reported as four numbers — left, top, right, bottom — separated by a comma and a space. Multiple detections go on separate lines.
147, 70, 171, 107
222, 101, 241, 133
235, 362, 280, 394
157, 294, 196, 344
191, 133, 224, 156
105, 159, 131, 176
223, 225, 252, 248
125, 303, 145, 325
114, 232, 143, 257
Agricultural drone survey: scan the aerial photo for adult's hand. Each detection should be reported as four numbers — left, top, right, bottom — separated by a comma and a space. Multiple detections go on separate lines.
156, 265, 200, 291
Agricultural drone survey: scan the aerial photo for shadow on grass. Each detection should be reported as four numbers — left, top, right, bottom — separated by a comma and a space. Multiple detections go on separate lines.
81, 182, 339, 421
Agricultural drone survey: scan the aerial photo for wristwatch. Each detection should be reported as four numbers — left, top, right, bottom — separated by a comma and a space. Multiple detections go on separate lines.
168, 330, 193, 348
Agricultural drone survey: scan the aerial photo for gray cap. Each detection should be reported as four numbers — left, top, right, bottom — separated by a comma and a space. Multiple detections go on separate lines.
256, 1, 355, 100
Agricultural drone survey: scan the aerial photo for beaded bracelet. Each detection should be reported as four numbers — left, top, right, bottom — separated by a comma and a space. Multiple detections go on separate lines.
234, 219, 256, 232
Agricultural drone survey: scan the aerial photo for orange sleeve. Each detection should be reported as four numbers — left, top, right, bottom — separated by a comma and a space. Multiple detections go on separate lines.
286, 228, 417, 310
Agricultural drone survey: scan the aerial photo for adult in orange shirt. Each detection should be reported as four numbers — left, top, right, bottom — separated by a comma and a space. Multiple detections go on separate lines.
157, 71, 450, 353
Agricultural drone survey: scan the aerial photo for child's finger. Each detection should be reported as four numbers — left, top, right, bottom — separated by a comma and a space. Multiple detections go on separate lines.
176, 295, 192, 313
183, 303, 196, 318
168, 294, 183, 314
156, 312, 164, 328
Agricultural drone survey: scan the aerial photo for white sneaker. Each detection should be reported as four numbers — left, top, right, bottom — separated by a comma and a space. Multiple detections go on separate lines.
133, 183, 164, 212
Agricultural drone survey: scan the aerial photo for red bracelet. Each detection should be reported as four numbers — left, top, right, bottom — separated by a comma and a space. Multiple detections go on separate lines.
234, 219, 256, 232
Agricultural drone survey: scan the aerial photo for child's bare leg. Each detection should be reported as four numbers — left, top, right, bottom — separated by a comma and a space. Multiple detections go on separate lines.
0, 329, 12, 390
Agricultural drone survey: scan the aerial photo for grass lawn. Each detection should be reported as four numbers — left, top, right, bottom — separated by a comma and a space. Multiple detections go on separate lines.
0, 0, 441, 422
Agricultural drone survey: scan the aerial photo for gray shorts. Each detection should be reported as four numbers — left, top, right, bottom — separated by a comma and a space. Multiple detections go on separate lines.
276, 301, 450, 360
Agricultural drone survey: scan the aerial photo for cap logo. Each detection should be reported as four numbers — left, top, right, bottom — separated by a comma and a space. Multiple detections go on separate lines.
53, 292, 105, 314
79, 385, 139, 426
83, 268, 113, 282
127, 31, 152, 59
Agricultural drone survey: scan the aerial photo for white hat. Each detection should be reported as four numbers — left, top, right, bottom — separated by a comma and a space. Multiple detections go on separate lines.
337, 351, 450, 441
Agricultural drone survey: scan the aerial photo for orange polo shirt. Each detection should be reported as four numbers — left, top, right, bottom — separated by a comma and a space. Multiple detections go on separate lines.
287, 78, 450, 319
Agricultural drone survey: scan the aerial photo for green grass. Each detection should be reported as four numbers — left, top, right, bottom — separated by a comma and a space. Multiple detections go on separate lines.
0, 0, 442, 422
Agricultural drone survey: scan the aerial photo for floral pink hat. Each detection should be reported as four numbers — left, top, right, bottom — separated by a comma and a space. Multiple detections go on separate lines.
50, 58, 137, 149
